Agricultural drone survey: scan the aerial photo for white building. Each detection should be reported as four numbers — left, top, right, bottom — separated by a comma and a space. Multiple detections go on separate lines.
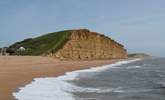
18, 47, 26, 51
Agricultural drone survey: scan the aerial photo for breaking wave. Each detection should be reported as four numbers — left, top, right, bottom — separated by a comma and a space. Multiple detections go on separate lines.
126, 66, 142, 69
13, 59, 140, 100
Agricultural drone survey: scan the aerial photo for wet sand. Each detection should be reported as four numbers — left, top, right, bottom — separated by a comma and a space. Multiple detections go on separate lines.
0, 56, 118, 100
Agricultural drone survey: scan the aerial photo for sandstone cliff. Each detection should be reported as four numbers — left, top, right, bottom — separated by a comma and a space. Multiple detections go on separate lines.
48, 29, 127, 60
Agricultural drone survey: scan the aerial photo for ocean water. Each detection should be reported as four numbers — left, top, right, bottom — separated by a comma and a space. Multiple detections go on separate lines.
13, 58, 165, 100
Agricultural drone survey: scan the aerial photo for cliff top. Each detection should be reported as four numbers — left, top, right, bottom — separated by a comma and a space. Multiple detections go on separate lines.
8, 30, 72, 55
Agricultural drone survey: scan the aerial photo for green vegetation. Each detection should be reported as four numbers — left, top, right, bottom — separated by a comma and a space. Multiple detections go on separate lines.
128, 53, 151, 58
9, 30, 72, 55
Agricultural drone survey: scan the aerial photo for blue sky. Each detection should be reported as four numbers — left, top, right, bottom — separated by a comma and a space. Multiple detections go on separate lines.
0, 0, 165, 57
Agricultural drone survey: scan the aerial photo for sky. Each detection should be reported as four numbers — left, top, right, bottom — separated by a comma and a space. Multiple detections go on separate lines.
0, 0, 165, 57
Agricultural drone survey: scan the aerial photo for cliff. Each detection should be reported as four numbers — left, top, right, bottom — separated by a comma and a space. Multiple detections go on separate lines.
8, 29, 127, 60
48, 29, 127, 60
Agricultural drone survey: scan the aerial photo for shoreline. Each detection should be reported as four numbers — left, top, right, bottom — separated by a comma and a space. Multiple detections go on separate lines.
13, 58, 141, 100
0, 56, 120, 100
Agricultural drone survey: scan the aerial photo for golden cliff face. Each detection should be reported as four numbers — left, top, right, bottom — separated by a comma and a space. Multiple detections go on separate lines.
50, 29, 127, 60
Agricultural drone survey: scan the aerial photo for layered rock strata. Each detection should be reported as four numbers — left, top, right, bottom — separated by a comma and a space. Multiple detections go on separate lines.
49, 29, 127, 60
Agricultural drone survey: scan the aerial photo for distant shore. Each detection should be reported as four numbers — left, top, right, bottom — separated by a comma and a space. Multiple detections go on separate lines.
0, 56, 120, 100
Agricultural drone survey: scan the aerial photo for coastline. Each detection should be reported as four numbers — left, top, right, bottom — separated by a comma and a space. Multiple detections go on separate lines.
0, 56, 120, 100
13, 58, 141, 100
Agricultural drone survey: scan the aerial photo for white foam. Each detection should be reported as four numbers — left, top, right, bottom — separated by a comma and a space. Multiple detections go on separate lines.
71, 86, 123, 93
13, 59, 141, 100
126, 66, 142, 69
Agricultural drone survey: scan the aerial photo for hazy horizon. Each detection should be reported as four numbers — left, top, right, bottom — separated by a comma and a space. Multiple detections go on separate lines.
0, 0, 165, 57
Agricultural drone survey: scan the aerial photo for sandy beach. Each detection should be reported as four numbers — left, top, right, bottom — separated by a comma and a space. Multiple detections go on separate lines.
0, 56, 118, 100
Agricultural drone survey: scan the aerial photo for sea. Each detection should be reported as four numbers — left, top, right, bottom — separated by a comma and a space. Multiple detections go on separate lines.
13, 58, 165, 100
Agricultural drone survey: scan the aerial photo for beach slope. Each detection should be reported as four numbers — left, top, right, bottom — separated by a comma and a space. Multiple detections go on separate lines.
0, 56, 117, 100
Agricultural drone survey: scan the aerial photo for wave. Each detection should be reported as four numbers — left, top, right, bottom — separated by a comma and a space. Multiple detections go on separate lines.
155, 82, 165, 88
126, 66, 142, 69
70, 86, 124, 93
13, 59, 141, 100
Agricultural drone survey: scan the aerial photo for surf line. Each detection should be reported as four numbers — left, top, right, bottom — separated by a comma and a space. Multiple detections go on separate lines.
13, 59, 141, 100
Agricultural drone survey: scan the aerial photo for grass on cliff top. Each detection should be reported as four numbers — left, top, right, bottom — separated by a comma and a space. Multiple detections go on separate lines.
9, 30, 72, 55
127, 53, 151, 58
